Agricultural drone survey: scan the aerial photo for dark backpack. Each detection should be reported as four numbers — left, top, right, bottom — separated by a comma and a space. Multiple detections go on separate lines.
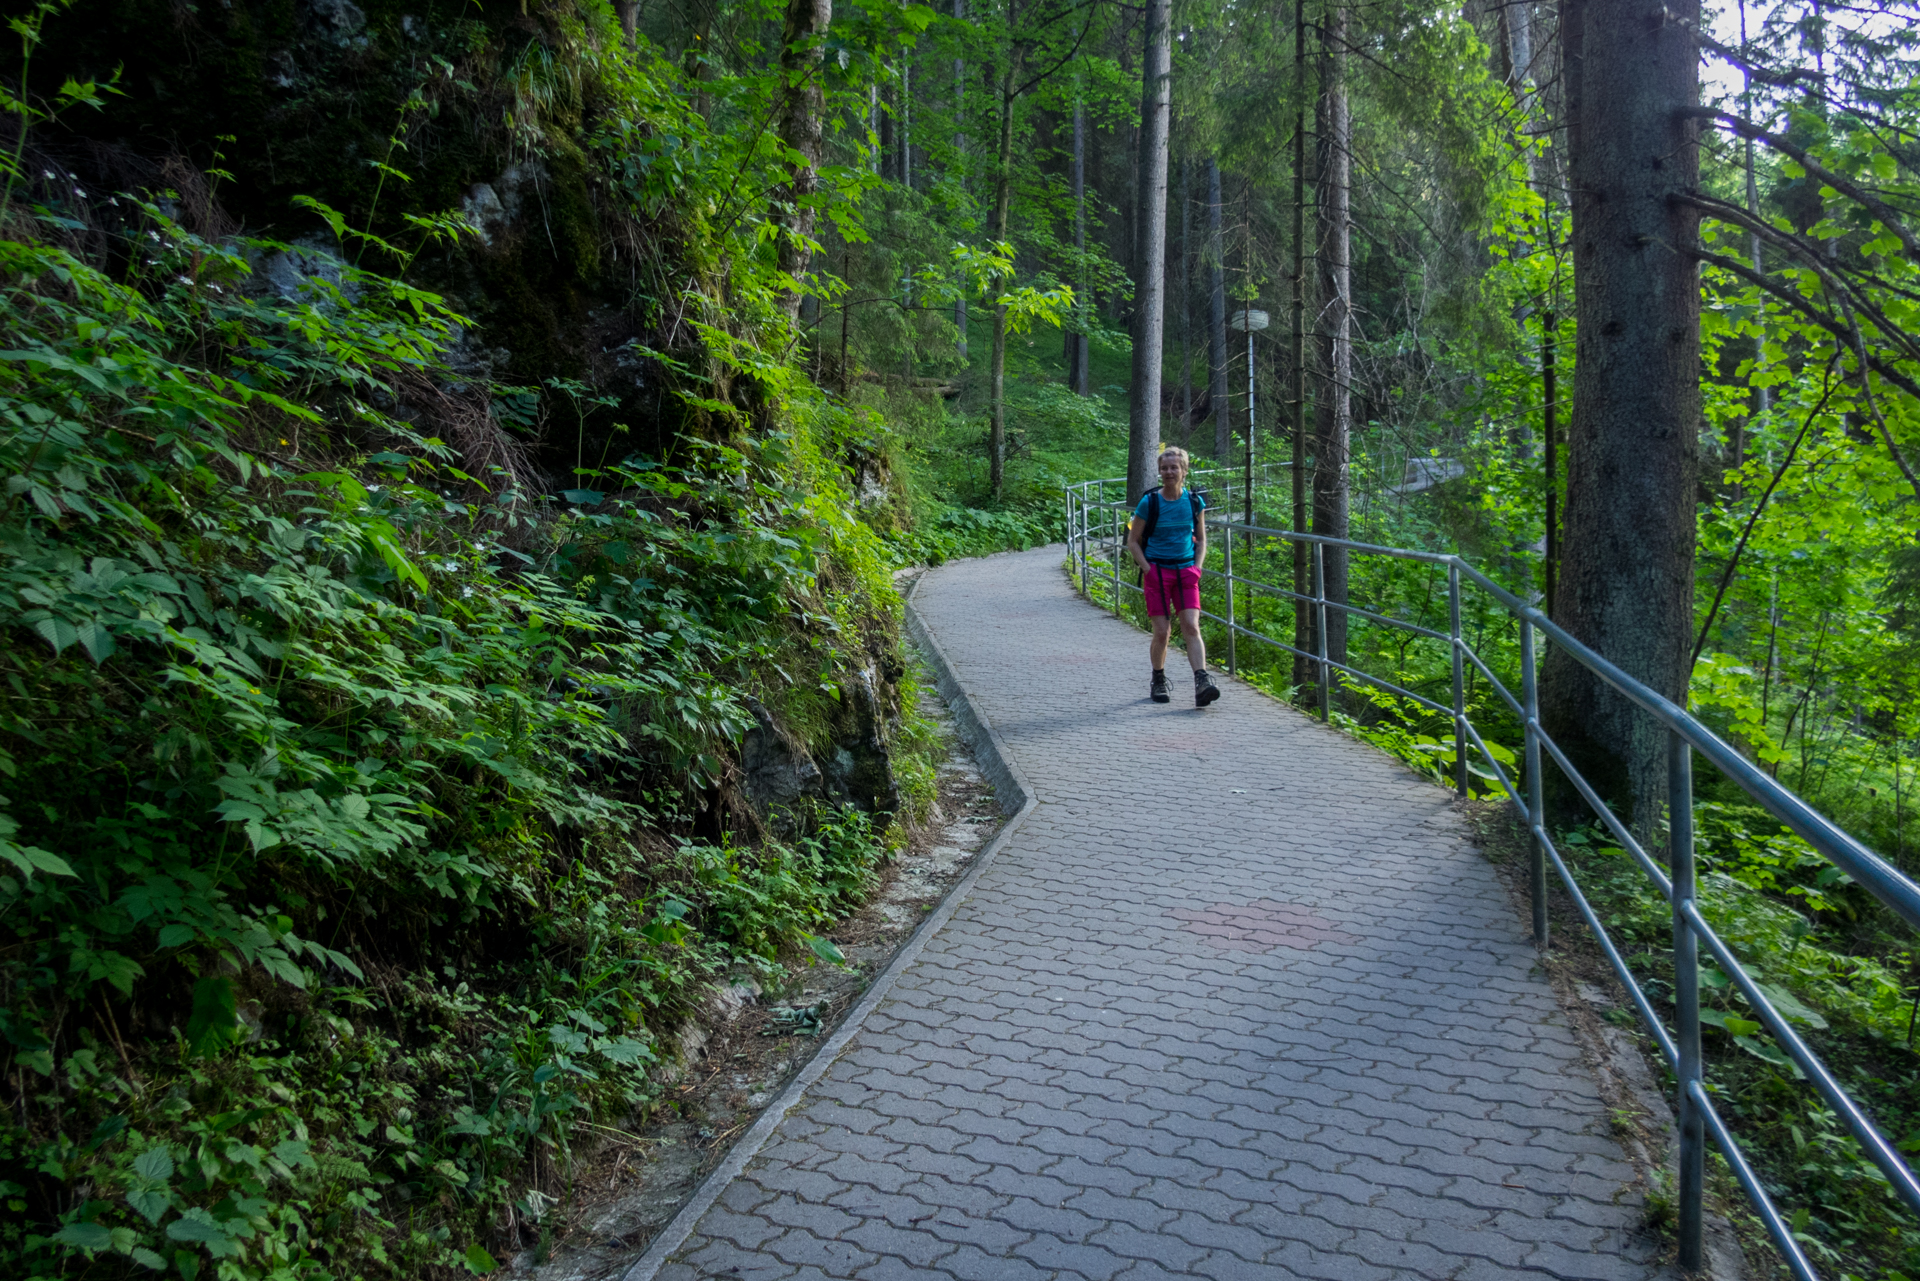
1135, 488, 1206, 563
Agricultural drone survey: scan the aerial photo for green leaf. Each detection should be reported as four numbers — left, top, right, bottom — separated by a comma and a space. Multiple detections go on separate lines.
596, 1036, 655, 1066
126, 1183, 171, 1224
25, 846, 76, 878
184, 977, 239, 1058
87, 1114, 127, 1151
133, 1146, 175, 1181
1734, 1035, 1807, 1079
165, 1210, 238, 1253
53, 1222, 114, 1251
130, 1246, 167, 1270
464, 1243, 498, 1274
74, 619, 116, 664
1753, 982, 1828, 1030
31, 614, 79, 654
804, 933, 847, 966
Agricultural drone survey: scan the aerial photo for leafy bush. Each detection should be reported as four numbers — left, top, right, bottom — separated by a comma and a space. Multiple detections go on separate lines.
0, 197, 904, 1276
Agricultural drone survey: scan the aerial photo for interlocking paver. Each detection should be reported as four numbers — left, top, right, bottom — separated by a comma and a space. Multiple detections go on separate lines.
654, 547, 1665, 1279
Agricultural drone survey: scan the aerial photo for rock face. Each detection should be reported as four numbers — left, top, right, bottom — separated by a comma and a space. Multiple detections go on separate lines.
249, 238, 358, 303
740, 703, 824, 830
302, 0, 368, 47
739, 658, 903, 831
823, 662, 901, 817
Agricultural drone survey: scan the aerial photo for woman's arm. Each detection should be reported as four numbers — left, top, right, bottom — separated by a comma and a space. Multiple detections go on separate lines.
1192, 513, 1207, 571
1127, 517, 1149, 571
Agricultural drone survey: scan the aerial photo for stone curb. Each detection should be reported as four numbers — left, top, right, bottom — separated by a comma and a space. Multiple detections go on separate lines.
618, 566, 1040, 1281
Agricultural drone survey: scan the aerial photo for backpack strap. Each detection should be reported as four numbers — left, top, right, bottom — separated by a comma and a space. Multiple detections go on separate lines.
1138, 490, 1162, 548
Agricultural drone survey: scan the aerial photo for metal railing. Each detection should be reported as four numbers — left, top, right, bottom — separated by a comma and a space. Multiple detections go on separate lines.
1065, 475, 1920, 1278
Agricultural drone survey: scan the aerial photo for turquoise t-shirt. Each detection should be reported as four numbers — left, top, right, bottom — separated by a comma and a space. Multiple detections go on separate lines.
1133, 488, 1205, 565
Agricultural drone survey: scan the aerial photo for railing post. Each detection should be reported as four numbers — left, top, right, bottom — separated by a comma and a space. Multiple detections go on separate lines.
1449, 562, 1467, 798
1079, 487, 1089, 594
1224, 519, 1237, 676
1671, 730, 1705, 1272
1077, 488, 1085, 592
1313, 541, 1330, 723
1110, 486, 1122, 619
1521, 617, 1547, 946
1067, 485, 1082, 572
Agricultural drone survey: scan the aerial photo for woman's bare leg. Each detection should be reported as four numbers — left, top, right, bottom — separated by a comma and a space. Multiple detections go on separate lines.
1177, 608, 1208, 671
1150, 614, 1173, 668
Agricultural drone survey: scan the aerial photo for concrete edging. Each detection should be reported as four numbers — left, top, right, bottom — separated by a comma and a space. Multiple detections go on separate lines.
619, 566, 1039, 1281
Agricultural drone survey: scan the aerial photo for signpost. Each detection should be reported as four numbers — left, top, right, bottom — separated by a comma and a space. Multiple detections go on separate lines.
1228, 309, 1268, 635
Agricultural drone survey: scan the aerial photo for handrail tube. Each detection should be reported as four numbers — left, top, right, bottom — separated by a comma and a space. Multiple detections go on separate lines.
1522, 620, 1549, 945
1318, 596, 1451, 642
1537, 829, 1681, 1068
1680, 897, 1920, 1215
1449, 564, 1467, 798
1458, 640, 1525, 722
1671, 733, 1704, 1269
1191, 616, 1449, 721
1201, 566, 1317, 609
1690, 1080, 1820, 1281
1533, 723, 1673, 898
1452, 561, 1920, 933
1458, 716, 1523, 811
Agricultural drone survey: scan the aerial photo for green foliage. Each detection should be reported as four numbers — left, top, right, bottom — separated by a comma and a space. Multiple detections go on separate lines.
1555, 828, 1919, 1273
0, 80, 910, 1281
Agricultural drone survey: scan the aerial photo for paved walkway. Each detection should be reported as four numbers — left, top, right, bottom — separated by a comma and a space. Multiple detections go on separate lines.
654, 547, 1665, 1281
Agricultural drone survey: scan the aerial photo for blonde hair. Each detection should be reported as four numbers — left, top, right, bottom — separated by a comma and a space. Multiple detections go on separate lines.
1157, 446, 1191, 471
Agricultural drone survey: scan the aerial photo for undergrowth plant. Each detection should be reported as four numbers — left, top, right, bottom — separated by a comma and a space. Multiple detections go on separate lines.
0, 182, 907, 1281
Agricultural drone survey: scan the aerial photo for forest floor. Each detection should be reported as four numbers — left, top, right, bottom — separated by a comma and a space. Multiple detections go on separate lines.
507, 623, 1008, 1280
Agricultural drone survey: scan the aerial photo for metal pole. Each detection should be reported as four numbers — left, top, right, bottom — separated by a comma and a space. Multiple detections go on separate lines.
1313, 541, 1330, 722
1243, 329, 1255, 640
1078, 488, 1087, 592
1110, 485, 1121, 619
1522, 617, 1547, 946
1449, 562, 1467, 798
1672, 730, 1705, 1271
1224, 518, 1237, 676
1075, 487, 1090, 595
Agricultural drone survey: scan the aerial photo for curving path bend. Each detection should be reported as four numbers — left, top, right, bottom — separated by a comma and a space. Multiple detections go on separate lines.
646, 545, 1670, 1281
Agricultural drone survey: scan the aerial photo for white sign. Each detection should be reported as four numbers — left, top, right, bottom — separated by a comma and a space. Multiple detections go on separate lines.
1229, 308, 1270, 332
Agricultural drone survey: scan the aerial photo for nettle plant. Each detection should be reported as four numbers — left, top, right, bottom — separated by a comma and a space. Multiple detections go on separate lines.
0, 198, 896, 1276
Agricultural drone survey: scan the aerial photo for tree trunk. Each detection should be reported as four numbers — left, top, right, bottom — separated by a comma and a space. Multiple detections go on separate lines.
988, 42, 1023, 500
953, 0, 968, 360
1207, 159, 1229, 463
615, 0, 638, 43
1290, 0, 1310, 689
1179, 156, 1193, 443
1543, 0, 1701, 826
1069, 97, 1090, 395
1505, 1, 1534, 86
1126, 0, 1173, 502
1312, 6, 1351, 669
878, 82, 895, 180
772, 0, 833, 320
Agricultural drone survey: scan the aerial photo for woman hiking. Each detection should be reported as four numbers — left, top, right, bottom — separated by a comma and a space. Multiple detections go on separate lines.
1127, 447, 1222, 707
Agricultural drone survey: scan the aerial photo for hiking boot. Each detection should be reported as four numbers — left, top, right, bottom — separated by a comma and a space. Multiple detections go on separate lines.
1150, 671, 1171, 703
1194, 669, 1221, 707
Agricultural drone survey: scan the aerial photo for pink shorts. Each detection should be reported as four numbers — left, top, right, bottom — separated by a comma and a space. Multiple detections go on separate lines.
1144, 564, 1201, 616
